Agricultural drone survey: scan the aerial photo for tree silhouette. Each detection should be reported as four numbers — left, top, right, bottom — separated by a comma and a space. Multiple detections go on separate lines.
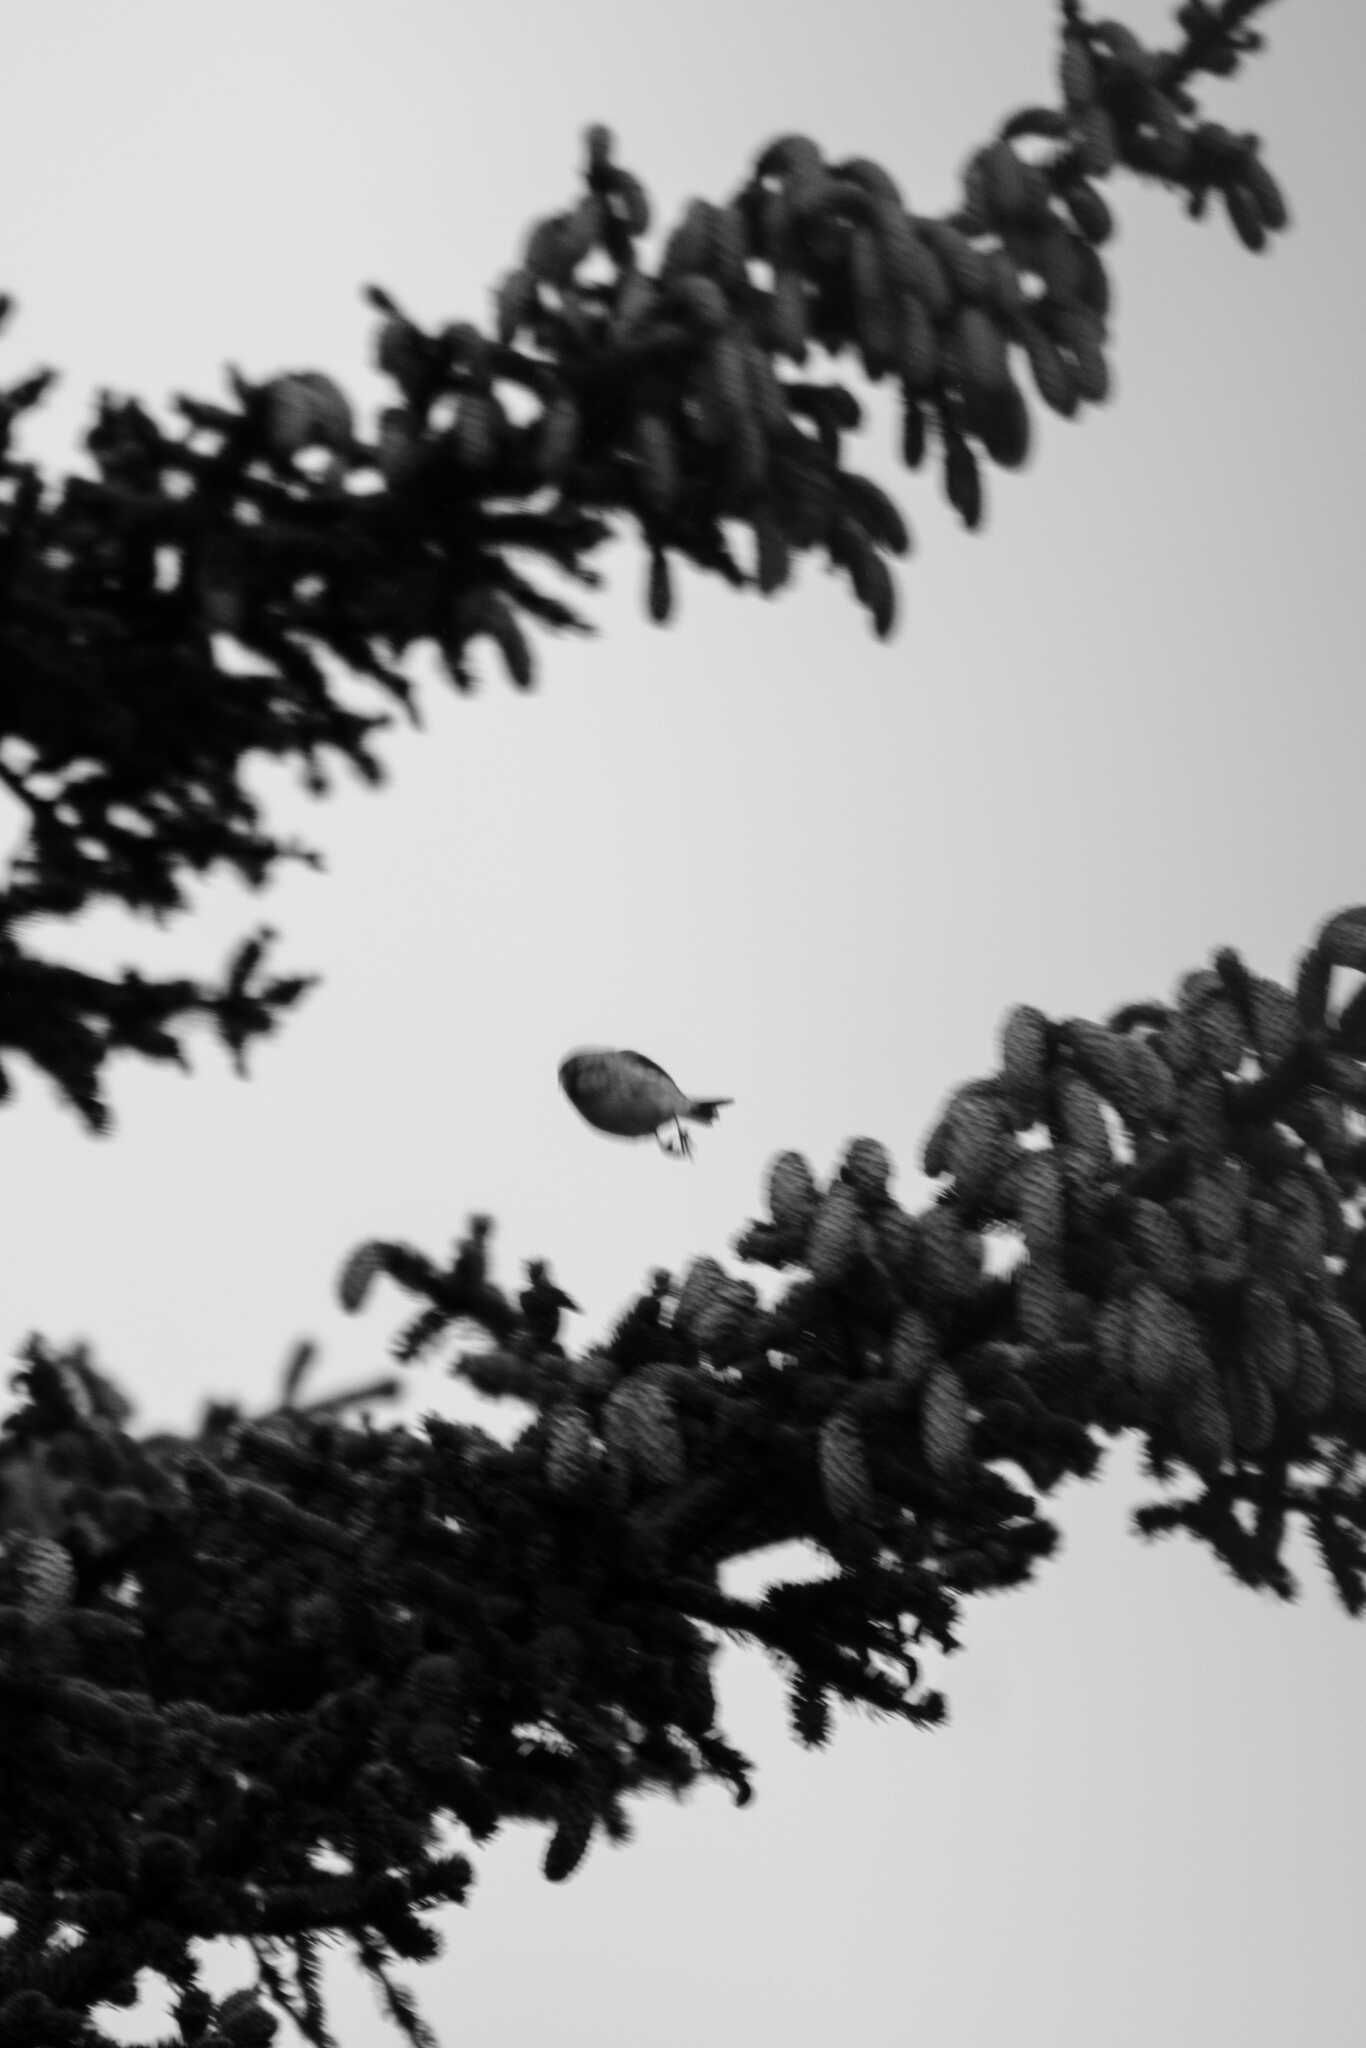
0, 3, 1339, 2045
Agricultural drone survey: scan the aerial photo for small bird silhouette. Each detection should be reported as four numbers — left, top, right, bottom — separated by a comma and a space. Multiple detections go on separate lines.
558, 1048, 732, 1158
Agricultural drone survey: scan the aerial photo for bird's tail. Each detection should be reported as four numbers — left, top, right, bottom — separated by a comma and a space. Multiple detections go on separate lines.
685, 1096, 733, 1125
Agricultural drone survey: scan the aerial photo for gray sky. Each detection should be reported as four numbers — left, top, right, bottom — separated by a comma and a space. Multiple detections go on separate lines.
2, 1, 1364, 2043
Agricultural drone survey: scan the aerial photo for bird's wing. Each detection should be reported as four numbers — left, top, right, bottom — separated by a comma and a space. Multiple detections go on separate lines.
618, 1049, 675, 1082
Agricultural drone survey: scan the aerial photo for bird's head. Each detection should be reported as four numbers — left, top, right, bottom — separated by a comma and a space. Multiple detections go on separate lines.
559, 1049, 607, 1092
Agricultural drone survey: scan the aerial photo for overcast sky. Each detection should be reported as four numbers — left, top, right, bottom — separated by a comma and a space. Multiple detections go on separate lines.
2, 1, 1364, 2043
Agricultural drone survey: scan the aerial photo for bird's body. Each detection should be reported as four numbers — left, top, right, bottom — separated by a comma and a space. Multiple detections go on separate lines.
558, 1048, 732, 1157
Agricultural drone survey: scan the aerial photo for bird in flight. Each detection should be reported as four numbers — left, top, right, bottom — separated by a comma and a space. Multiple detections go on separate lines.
558, 1048, 732, 1159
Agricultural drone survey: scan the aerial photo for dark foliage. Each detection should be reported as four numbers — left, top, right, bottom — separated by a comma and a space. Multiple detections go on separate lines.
0, 4, 1315, 2044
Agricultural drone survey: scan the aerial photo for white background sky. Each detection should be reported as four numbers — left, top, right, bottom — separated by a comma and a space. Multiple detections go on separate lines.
2, 1, 1364, 2043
